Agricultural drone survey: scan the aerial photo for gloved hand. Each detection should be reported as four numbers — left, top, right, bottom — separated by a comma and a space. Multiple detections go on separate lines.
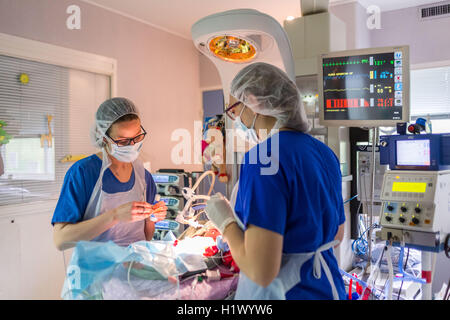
204, 193, 237, 234
148, 201, 168, 222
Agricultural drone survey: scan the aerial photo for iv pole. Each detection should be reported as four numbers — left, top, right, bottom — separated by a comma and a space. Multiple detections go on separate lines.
366, 126, 379, 273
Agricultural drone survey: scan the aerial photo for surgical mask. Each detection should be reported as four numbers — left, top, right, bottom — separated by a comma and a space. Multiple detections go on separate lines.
108, 140, 143, 163
234, 106, 259, 145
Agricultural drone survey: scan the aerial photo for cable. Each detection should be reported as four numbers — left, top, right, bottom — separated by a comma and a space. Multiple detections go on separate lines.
397, 248, 410, 300
385, 243, 394, 300
352, 221, 378, 257
445, 234, 450, 259
360, 172, 370, 231
444, 278, 450, 300
343, 194, 359, 204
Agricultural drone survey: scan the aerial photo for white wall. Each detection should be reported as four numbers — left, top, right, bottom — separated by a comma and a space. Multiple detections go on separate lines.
369, 5, 450, 65
329, 2, 450, 65
329, 2, 370, 50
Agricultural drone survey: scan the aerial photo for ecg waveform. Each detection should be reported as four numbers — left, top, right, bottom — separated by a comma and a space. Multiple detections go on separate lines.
324, 88, 370, 92
323, 59, 394, 67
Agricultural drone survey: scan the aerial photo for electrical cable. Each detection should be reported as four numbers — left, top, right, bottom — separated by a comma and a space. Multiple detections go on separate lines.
360, 172, 370, 231
397, 247, 410, 300
343, 194, 359, 204
444, 278, 450, 300
445, 234, 450, 259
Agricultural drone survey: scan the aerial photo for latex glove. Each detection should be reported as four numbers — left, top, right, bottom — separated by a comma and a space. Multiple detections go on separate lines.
147, 201, 167, 222
204, 193, 237, 234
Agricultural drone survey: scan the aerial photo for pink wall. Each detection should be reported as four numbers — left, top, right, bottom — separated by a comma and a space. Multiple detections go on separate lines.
199, 52, 221, 89
0, 0, 203, 172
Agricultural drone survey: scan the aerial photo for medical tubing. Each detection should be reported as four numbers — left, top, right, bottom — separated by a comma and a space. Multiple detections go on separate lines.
363, 244, 386, 300
126, 261, 183, 299
339, 269, 369, 291
208, 254, 236, 276
191, 170, 215, 196
180, 195, 211, 218
352, 222, 377, 257
396, 246, 425, 285
386, 243, 394, 300
127, 261, 138, 293
343, 194, 359, 204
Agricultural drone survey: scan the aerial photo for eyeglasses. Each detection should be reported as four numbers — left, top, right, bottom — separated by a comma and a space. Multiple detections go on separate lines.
106, 125, 147, 147
224, 101, 242, 121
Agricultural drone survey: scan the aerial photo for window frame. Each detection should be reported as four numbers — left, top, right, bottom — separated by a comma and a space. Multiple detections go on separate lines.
410, 59, 450, 120
0, 33, 117, 206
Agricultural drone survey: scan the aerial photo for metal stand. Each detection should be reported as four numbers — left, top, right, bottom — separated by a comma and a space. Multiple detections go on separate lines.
421, 251, 435, 300
366, 127, 379, 273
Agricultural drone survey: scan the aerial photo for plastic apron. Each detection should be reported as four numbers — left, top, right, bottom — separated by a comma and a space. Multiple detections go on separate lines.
83, 149, 147, 247
230, 181, 340, 300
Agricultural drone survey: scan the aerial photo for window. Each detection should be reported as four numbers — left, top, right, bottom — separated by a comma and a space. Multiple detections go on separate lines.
0, 53, 111, 206
0, 54, 70, 205
410, 64, 450, 133
1, 137, 55, 181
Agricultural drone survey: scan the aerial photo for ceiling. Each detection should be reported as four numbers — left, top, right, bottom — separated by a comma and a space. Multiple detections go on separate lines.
80, 0, 446, 40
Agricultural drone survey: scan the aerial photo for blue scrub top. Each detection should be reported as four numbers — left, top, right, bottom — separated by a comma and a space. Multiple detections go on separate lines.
234, 131, 347, 300
51, 154, 157, 225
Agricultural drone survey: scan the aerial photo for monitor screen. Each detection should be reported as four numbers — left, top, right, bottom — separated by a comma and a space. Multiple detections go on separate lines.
318, 46, 409, 127
152, 174, 170, 183
396, 139, 431, 166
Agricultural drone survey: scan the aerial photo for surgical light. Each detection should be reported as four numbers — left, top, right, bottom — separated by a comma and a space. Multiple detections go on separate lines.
209, 35, 257, 63
192, 9, 296, 102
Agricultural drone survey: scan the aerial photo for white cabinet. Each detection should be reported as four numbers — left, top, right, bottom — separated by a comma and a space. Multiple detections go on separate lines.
0, 202, 70, 299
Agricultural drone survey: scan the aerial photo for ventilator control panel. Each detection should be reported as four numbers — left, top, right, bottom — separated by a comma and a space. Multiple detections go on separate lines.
380, 171, 450, 236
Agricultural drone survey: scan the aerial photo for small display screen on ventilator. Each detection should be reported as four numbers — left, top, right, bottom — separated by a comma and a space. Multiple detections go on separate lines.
392, 182, 427, 193
396, 139, 431, 166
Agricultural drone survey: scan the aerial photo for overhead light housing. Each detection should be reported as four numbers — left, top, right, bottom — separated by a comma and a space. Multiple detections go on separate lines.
209, 35, 257, 63
192, 9, 295, 103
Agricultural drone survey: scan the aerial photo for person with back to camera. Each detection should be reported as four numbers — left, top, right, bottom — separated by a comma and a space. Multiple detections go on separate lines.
205, 62, 347, 300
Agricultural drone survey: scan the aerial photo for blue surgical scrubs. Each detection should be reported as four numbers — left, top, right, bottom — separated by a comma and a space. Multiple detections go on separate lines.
234, 131, 347, 300
51, 154, 157, 225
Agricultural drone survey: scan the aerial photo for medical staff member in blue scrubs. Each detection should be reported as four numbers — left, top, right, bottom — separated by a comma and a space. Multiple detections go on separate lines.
205, 63, 346, 300
52, 97, 167, 250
